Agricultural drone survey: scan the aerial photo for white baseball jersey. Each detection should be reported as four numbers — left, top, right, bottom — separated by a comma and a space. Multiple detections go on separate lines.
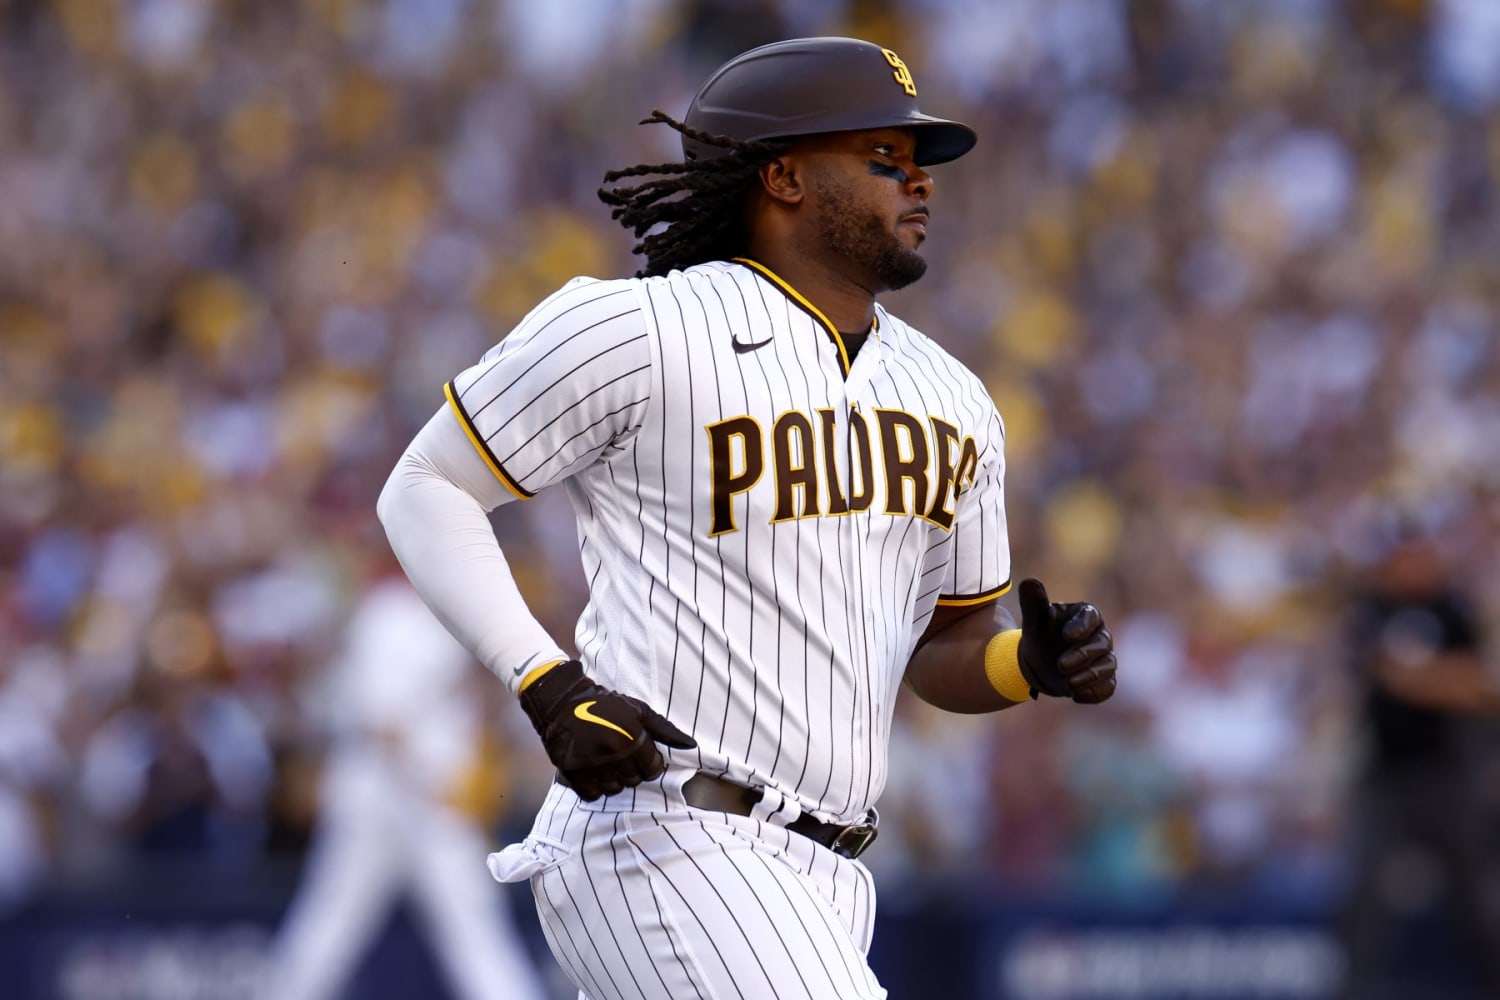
445, 258, 1010, 825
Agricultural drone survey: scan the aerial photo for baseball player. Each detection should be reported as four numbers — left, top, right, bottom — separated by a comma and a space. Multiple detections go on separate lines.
260, 569, 550, 1000
378, 36, 1117, 1000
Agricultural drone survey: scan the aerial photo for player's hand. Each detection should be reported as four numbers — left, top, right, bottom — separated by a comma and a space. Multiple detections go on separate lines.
518, 660, 697, 800
1016, 578, 1117, 704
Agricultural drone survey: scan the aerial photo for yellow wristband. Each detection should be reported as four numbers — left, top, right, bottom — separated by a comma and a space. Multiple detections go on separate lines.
518, 658, 566, 693
984, 630, 1033, 703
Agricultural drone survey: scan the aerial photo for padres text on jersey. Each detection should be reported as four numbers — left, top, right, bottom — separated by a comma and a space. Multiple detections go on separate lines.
445, 260, 1010, 823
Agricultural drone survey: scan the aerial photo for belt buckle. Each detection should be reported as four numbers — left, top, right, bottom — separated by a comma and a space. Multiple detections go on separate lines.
829, 807, 879, 860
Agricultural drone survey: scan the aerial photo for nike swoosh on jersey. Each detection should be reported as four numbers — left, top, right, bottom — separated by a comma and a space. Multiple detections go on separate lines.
574, 700, 633, 740
732, 337, 772, 353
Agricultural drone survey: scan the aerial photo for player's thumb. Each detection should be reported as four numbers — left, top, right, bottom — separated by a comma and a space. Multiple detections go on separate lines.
1017, 578, 1053, 631
640, 707, 697, 750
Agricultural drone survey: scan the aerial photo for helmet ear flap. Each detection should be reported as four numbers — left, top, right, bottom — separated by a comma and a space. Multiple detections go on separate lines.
679, 37, 976, 167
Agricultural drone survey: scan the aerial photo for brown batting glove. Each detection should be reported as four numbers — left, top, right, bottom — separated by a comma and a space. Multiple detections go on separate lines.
518, 660, 696, 801
1016, 578, 1118, 704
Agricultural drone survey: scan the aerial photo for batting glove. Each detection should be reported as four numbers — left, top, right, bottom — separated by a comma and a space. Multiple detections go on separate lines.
1017, 578, 1118, 704
518, 660, 696, 800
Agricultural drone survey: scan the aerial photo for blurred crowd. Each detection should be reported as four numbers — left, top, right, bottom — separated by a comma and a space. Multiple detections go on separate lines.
3, 0, 1499, 924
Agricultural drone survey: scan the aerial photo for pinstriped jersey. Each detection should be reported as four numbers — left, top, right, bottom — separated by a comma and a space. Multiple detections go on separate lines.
445, 259, 1010, 823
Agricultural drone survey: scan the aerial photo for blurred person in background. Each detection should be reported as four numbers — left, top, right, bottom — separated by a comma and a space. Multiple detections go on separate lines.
259, 557, 549, 1000
0, 645, 68, 916
77, 587, 275, 866
1338, 514, 1500, 998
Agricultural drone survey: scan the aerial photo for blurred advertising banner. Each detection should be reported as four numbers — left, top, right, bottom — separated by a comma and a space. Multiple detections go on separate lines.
2, 888, 1355, 1000
871, 898, 1347, 1000
995, 924, 1341, 999
41, 925, 269, 1000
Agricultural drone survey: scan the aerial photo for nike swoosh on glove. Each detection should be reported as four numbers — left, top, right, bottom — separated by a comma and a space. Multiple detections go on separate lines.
518, 660, 697, 800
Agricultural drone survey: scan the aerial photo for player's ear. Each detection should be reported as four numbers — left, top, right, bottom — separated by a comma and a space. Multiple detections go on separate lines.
757, 155, 804, 206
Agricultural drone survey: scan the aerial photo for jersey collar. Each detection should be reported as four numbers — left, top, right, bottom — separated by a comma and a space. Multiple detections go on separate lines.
732, 257, 878, 378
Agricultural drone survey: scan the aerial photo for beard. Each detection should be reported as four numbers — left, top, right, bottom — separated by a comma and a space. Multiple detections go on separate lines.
811, 174, 928, 291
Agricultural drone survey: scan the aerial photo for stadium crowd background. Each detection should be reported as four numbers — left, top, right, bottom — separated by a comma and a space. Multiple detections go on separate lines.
2, 0, 1499, 972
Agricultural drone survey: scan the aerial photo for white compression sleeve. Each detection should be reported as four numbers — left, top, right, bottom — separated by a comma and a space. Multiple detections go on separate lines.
376, 407, 569, 694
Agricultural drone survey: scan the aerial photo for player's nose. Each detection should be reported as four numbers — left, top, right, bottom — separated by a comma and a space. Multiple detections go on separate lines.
907, 165, 933, 200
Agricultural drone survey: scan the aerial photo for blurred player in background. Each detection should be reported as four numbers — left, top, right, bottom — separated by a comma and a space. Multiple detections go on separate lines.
259, 561, 549, 1000
1339, 517, 1500, 998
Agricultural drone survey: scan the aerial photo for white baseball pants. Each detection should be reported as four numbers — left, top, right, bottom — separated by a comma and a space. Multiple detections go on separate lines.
489, 772, 887, 1000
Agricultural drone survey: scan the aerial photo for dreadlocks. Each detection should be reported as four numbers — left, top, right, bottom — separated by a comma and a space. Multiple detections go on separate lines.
598, 111, 792, 278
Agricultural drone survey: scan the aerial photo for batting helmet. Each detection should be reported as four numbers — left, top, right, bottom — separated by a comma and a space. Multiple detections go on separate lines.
681, 37, 977, 167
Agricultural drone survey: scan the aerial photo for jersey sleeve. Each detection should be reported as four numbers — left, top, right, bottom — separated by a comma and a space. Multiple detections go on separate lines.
445, 277, 652, 499
935, 407, 1011, 606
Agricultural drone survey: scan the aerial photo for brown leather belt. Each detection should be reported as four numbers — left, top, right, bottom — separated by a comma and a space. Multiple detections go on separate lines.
681, 774, 879, 860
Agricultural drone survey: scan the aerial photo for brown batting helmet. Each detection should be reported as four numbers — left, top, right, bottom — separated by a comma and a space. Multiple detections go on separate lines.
681, 37, 977, 166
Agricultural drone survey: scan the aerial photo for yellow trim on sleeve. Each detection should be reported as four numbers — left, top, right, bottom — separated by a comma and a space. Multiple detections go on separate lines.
518, 658, 565, 693
443, 381, 533, 500
934, 580, 1012, 607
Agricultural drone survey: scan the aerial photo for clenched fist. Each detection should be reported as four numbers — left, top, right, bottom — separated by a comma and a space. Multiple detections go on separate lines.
1016, 578, 1118, 704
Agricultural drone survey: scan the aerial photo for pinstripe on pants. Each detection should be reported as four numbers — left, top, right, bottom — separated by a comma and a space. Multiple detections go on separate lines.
496, 778, 886, 1000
